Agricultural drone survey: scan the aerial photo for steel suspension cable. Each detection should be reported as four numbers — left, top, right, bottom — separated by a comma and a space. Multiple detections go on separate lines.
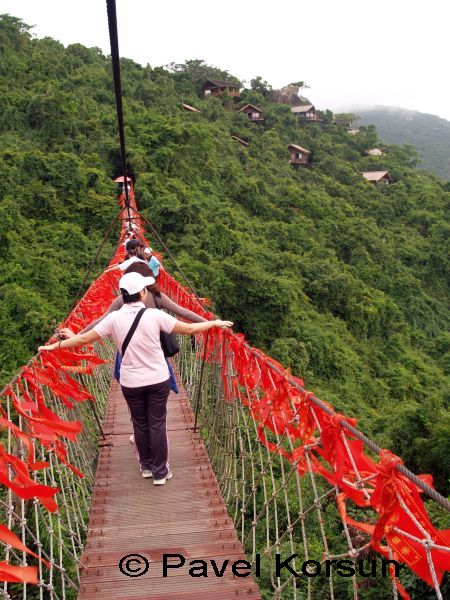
174, 327, 448, 599
106, 0, 131, 219
245, 347, 450, 512
102, 0, 448, 514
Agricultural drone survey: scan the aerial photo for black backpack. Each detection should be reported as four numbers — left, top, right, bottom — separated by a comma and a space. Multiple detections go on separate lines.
152, 294, 180, 357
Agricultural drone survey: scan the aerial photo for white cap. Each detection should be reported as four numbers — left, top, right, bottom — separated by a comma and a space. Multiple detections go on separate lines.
143, 247, 152, 255
119, 272, 155, 294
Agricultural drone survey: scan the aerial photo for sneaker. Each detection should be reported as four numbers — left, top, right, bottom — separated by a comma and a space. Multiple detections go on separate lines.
153, 471, 173, 486
129, 434, 135, 444
140, 469, 153, 479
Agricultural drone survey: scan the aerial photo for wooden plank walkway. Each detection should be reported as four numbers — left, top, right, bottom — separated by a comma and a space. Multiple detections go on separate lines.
78, 377, 261, 599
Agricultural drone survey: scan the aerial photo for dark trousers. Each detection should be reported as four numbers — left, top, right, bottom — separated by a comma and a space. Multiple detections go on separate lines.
121, 379, 170, 480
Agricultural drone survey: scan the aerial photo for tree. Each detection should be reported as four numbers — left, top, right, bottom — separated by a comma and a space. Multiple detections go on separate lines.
250, 76, 272, 96
0, 16, 447, 505
166, 59, 240, 85
290, 80, 310, 90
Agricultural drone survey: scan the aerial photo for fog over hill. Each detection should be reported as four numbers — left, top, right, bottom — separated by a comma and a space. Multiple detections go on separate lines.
354, 106, 450, 180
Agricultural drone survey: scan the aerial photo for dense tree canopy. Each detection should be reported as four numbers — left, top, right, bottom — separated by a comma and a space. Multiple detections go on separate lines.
0, 15, 448, 497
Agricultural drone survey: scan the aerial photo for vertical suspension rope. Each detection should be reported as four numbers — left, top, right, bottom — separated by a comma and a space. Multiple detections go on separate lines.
105, 0, 131, 219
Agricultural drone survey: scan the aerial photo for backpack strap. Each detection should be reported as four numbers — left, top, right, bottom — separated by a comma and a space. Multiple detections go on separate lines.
121, 308, 146, 357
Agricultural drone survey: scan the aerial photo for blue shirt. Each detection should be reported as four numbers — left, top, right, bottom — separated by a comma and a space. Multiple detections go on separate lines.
148, 255, 161, 277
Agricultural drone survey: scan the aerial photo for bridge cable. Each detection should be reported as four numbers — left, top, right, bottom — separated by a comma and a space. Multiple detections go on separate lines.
104, 0, 206, 306
132, 207, 205, 306
0, 209, 124, 402
105, 0, 131, 221
246, 347, 450, 511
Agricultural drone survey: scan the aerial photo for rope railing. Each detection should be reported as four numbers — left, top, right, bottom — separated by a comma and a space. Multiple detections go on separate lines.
151, 210, 450, 598
0, 340, 115, 598
119, 18, 449, 570
0, 189, 131, 596
173, 331, 450, 600
158, 263, 450, 512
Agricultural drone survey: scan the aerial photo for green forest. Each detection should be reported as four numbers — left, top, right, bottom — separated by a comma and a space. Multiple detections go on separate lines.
356, 106, 450, 181
0, 12, 448, 505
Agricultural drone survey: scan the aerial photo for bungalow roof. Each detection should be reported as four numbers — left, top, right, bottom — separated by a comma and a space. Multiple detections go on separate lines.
364, 148, 383, 156
363, 170, 391, 181
231, 135, 249, 147
204, 79, 239, 89
181, 103, 200, 113
238, 104, 262, 113
291, 105, 315, 114
288, 144, 310, 153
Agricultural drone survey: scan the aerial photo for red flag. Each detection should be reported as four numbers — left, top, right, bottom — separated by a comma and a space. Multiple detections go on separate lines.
0, 562, 38, 584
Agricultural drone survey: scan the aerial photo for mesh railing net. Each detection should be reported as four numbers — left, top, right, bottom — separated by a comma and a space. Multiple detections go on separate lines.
0, 190, 127, 599
0, 340, 114, 600
174, 332, 449, 600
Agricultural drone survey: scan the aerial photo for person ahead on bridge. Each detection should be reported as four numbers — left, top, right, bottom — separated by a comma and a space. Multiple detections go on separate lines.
143, 247, 161, 279
107, 239, 146, 273
131, 238, 147, 261
40, 272, 232, 486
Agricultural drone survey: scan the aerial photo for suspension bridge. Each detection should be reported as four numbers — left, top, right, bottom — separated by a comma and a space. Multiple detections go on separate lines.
0, 183, 448, 599
0, 1, 448, 598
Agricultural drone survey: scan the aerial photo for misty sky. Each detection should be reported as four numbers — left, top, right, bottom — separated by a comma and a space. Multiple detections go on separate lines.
3, 0, 450, 121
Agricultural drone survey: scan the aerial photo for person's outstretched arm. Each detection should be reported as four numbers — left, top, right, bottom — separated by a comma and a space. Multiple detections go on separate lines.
39, 329, 101, 352
159, 293, 207, 323
172, 319, 232, 335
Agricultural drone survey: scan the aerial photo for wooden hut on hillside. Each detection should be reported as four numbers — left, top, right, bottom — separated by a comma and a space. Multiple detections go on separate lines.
288, 144, 311, 168
364, 148, 383, 156
201, 79, 240, 98
291, 105, 321, 122
362, 171, 392, 185
238, 104, 264, 122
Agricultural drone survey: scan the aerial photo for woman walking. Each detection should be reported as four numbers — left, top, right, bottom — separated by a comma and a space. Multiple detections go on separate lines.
40, 272, 232, 485
58, 262, 207, 448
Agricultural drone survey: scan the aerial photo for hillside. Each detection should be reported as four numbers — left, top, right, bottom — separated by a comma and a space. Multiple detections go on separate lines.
0, 14, 449, 499
355, 106, 450, 180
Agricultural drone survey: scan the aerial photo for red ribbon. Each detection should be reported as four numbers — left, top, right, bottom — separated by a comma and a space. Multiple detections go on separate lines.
0, 524, 49, 567
0, 562, 38, 584
371, 450, 450, 587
